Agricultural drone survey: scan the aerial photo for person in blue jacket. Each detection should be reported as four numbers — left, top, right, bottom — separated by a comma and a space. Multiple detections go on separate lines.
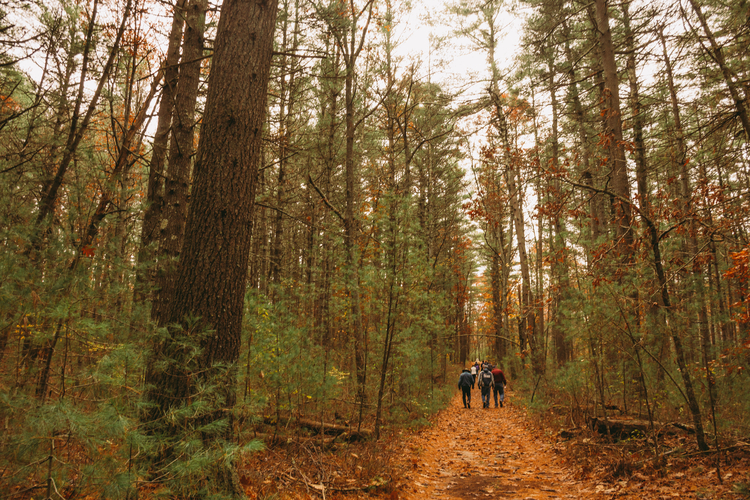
458, 368, 474, 408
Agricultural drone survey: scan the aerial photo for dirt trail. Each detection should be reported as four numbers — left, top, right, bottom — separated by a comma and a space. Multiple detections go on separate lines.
397, 389, 603, 500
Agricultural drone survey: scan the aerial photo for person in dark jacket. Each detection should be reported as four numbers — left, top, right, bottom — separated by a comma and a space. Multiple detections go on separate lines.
458, 368, 474, 408
491, 366, 508, 407
477, 365, 495, 408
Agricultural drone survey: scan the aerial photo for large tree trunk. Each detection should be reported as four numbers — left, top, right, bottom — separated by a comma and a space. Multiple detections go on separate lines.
151, 0, 208, 325
142, 0, 279, 495
593, 0, 632, 259
137, 0, 187, 266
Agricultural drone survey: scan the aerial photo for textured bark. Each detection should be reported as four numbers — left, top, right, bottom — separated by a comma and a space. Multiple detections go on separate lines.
138, 0, 187, 260
143, 0, 279, 493
593, 0, 633, 259
151, 0, 208, 325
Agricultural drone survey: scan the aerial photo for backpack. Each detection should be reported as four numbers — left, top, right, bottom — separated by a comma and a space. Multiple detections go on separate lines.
479, 370, 493, 388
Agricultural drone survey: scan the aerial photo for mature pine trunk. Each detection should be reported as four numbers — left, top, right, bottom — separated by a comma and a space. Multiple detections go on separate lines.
593, 0, 632, 258
142, 0, 279, 494
138, 0, 187, 261
151, 0, 208, 325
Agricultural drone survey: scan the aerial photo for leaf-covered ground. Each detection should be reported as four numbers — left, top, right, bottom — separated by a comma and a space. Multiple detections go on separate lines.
242, 388, 750, 499
391, 388, 599, 499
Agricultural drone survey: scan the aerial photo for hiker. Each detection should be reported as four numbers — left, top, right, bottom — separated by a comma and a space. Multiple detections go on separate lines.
477, 364, 494, 408
458, 368, 474, 408
491, 365, 508, 408
470, 363, 478, 387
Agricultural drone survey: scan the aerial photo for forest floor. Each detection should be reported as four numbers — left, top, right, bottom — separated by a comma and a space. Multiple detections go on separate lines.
242, 388, 750, 499
388, 388, 598, 499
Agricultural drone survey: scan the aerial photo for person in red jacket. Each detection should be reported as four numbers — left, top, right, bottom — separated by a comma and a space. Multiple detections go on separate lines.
491, 366, 508, 408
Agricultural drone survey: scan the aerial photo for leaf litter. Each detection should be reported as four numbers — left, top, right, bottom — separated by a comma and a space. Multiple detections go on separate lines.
239, 389, 750, 499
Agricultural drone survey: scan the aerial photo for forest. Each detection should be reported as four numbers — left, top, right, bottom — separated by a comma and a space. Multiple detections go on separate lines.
0, 0, 749, 497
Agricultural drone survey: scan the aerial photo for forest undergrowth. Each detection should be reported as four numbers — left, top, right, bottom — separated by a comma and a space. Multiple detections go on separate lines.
2, 369, 749, 499
518, 387, 750, 499
236, 383, 750, 499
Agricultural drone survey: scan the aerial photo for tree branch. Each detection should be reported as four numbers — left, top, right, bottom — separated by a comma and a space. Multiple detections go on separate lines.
308, 174, 345, 223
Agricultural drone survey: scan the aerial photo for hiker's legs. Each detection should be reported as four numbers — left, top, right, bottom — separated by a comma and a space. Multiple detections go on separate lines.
481, 388, 490, 408
462, 387, 471, 407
